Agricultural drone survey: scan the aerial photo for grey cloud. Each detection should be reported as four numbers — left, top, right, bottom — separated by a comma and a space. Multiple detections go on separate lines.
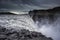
0, 0, 60, 12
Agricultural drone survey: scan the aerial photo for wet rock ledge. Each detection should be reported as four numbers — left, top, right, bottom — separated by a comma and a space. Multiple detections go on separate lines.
0, 26, 53, 40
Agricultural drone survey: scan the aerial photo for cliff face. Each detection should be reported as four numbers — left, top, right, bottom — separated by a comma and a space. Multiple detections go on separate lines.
0, 26, 53, 40
29, 7, 60, 23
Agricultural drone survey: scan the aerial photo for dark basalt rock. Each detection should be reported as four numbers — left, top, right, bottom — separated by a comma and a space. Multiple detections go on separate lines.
0, 26, 53, 40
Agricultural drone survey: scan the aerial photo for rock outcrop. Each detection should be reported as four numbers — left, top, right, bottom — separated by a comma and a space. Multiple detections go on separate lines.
0, 26, 53, 40
29, 7, 60, 23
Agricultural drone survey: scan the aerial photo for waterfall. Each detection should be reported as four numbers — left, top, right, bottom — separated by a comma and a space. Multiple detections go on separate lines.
0, 13, 60, 40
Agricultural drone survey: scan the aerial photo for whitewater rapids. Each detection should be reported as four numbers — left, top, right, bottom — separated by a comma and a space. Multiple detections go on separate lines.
0, 14, 37, 31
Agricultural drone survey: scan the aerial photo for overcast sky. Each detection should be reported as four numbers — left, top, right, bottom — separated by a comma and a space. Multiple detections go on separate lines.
0, 0, 60, 12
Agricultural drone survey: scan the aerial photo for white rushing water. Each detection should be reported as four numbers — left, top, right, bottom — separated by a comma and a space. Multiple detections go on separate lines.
0, 14, 37, 31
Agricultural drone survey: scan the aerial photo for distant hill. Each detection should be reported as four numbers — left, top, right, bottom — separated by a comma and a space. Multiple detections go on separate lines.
0, 12, 16, 15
